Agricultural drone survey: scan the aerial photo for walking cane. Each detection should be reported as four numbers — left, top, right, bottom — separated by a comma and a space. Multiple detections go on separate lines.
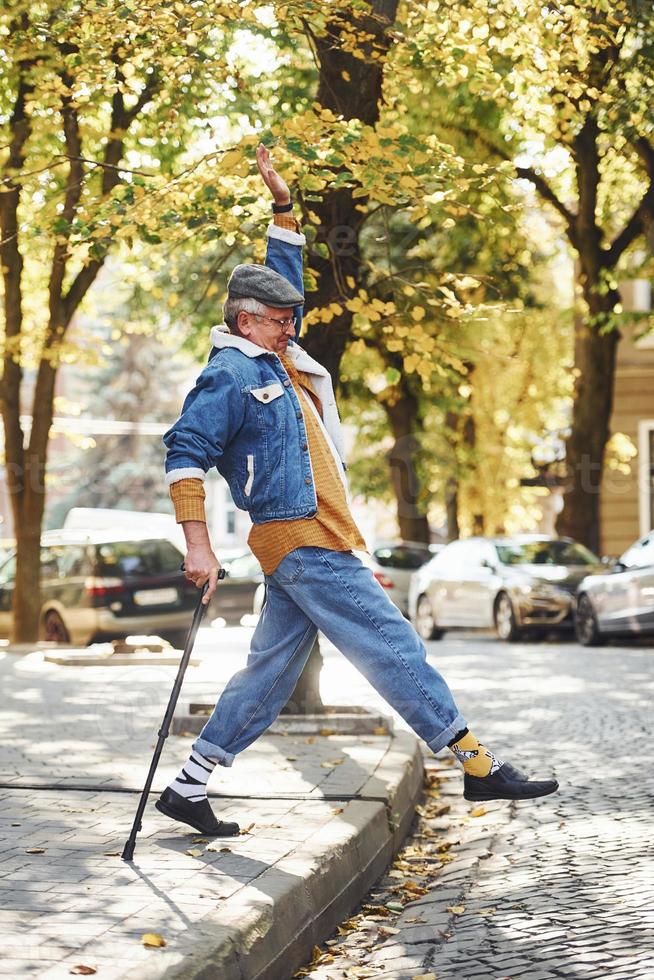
121, 565, 225, 862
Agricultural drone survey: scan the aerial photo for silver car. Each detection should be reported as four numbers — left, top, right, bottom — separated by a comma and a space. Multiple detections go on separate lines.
575, 532, 654, 645
409, 534, 604, 642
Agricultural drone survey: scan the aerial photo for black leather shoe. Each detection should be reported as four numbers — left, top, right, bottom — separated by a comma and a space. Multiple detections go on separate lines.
464, 762, 559, 802
155, 787, 240, 836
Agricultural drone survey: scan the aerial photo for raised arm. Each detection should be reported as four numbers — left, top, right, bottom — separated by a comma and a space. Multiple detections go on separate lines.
256, 143, 305, 341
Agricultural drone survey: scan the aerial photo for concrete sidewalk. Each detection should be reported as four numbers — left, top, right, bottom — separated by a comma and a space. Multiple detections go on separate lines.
0, 641, 424, 980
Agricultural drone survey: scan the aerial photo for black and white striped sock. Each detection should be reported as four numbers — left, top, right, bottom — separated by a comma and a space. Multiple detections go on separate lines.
168, 750, 218, 803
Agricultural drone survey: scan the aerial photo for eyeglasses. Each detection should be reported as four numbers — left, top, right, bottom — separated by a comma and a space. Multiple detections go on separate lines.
253, 313, 297, 332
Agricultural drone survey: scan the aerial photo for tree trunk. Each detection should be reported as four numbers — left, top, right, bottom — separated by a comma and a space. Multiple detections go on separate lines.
556, 294, 619, 553
462, 414, 485, 535
284, 1, 400, 714
445, 479, 460, 541
383, 389, 430, 543
282, 635, 325, 714
12, 498, 46, 643
444, 410, 462, 541
301, 0, 400, 378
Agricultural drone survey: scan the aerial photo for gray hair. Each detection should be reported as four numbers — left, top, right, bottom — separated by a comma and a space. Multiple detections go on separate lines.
223, 296, 267, 334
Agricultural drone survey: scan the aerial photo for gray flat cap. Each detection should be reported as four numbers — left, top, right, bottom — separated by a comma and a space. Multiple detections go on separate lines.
227, 263, 304, 308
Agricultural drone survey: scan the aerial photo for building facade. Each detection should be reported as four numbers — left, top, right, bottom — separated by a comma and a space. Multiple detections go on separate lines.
599, 279, 654, 556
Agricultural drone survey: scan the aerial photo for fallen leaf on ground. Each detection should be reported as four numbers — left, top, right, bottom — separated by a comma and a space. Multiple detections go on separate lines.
412, 973, 437, 980
446, 905, 465, 915
318, 727, 336, 736
406, 916, 426, 923
475, 907, 497, 916
305, 736, 315, 744
25, 848, 45, 854
69, 968, 97, 976
470, 805, 487, 817
337, 918, 361, 935
103, 851, 120, 857
142, 933, 166, 948
192, 838, 208, 844
285, 756, 298, 761
185, 848, 203, 858
378, 925, 400, 937
305, 944, 333, 967
363, 904, 392, 918
372, 726, 389, 735
333, 807, 343, 814
239, 823, 255, 835
402, 882, 429, 896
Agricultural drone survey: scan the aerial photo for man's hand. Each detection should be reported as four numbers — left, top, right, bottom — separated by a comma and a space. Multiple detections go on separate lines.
256, 142, 290, 205
183, 545, 222, 606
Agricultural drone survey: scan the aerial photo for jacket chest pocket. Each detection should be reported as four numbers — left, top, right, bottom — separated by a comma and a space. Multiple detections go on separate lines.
248, 382, 286, 429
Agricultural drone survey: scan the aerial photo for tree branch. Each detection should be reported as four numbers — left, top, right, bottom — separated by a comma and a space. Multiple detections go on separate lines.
48, 72, 84, 330
452, 124, 578, 247
62, 66, 160, 321
514, 164, 577, 243
605, 135, 654, 266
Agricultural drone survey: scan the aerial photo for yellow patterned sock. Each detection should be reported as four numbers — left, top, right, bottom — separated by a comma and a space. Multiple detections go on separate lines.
448, 729, 502, 777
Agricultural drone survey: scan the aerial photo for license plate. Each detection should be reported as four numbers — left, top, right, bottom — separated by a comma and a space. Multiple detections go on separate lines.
133, 587, 179, 607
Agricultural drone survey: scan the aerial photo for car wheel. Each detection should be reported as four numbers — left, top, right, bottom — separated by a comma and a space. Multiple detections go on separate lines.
42, 609, 71, 644
494, 592, 522, 642
415, 594, 444, 641
575, 594, 604, 647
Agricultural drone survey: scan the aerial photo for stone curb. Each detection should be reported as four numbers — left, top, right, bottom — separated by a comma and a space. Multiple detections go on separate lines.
172, 707, 393, 737
121, 730, 424, 980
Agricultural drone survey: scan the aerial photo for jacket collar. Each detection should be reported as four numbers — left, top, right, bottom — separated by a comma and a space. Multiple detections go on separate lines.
209, 324, 330, 380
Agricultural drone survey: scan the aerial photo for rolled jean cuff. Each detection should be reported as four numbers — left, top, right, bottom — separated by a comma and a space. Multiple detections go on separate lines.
192, 736, 235, 767
426, 712, 467, 754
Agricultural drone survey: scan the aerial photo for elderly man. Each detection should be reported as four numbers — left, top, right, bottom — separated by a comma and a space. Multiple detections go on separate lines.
157, 144, 558, 837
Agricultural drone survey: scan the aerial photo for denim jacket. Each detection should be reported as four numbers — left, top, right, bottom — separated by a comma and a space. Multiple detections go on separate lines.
162, 222, 348, 524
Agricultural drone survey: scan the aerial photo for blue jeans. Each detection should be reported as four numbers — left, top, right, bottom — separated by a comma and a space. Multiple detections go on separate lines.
193, 547, 466, 764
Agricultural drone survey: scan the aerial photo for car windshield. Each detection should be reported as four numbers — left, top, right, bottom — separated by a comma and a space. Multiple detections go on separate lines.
373, 546, 432, 570
495, 540, 599, 567
620, 535, 654, 569
95, 539, 181, 577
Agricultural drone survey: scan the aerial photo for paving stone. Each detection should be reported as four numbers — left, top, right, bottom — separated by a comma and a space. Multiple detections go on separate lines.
295, 634, 654, 979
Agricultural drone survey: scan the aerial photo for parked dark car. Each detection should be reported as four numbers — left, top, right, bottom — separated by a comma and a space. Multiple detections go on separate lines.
575, 532, 654, 645
0, 529, 203, 646
409, 534, 605, 642
367, 542, 439, 616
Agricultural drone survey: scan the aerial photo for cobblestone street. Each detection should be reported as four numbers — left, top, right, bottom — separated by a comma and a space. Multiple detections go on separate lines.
1, 627, 653, 978
296, 631, 654, 980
